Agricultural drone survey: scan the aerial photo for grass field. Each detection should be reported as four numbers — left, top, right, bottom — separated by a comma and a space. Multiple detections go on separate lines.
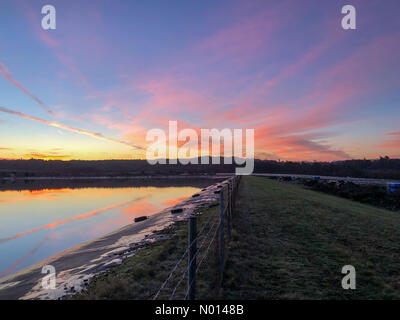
73, 204, 222, 300
222, 176, 400, 299
75, 176, 400, 300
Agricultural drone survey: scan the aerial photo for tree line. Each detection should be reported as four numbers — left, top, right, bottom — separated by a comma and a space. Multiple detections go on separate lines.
0, 156, 399, 179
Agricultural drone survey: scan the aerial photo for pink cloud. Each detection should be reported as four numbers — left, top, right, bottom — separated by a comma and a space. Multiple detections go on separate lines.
10, 0, 399, 162
0, 106, 144, 150
377, 131, 400, 149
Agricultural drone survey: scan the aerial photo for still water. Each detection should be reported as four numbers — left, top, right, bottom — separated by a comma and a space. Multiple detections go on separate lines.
0, 179, 211, 278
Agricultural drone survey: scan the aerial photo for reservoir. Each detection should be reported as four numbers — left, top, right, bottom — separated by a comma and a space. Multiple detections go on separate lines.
0, 178, 217, 279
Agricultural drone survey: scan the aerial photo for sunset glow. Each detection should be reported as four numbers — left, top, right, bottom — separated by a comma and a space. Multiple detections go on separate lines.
0, 0, 399, 161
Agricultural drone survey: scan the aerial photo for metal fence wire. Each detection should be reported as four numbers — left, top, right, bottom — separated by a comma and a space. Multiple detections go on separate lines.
152, 175, 241, 300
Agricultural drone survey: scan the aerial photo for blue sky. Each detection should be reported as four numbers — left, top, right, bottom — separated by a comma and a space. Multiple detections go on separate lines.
0, 0, 399, 160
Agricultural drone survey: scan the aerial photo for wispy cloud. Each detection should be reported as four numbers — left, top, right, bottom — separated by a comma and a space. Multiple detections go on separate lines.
0, 106, 144, 150
377, 131, 400, 150
23, 153, 71, 160
0, 62, 53, 115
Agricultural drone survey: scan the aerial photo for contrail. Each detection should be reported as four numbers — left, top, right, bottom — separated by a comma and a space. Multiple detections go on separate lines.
0, 62, 54, 116
0, 106, 144, 150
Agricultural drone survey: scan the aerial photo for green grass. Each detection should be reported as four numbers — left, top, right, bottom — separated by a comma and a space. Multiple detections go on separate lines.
222, 176, 400, 299
75, 176, 400, 300
73, 203, 222, 300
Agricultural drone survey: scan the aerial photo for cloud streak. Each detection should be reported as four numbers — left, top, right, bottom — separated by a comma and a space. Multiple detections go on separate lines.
377, 131, 400, 150
0, 106, 144, 150
0, 62, 53, 116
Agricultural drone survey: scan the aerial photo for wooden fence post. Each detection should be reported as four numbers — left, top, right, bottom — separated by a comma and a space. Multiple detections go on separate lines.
219, 190, 224, 284
187, 215, 197, 300
227, 183, 232, 240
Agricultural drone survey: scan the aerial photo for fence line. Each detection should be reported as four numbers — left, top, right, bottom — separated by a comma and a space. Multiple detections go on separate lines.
184, 220, 220, 300
169, 219, 219, 300
153, 175, 242, 300
152, 208, 220, 300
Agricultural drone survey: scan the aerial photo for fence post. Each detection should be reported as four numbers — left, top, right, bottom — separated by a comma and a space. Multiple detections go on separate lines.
227, 183, 232, 240
219, 190, 224, 284
232, 178, 236, 212
232, 181, 234, 213
188, 215, 197, 300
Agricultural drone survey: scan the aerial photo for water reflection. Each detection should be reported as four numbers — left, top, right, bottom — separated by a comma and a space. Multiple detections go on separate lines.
0, 181, 211, 278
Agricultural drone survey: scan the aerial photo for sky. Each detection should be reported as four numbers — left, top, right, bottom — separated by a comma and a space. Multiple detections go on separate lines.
0, 0, 399, 161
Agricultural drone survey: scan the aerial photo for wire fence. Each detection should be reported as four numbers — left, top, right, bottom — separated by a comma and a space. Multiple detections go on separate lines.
152, 175, 242, 300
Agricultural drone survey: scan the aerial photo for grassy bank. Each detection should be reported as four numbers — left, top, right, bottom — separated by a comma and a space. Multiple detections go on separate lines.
222, 176, 400, 299
73, 203, 222, 300
75, 176, 400, 300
